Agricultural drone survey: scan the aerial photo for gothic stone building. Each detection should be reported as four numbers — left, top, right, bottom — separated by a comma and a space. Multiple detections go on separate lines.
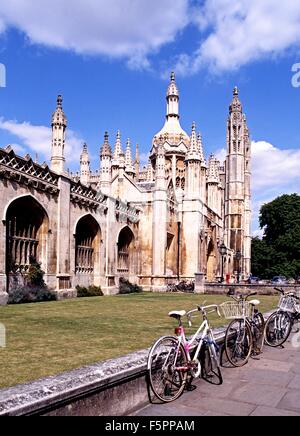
0, 74, 251, 304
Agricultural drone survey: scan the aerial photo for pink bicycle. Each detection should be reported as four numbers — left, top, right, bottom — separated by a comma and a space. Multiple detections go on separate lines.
147, 304, 223, 403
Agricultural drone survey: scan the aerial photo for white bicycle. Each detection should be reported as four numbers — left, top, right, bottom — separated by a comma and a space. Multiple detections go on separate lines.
147, 304, 223, 403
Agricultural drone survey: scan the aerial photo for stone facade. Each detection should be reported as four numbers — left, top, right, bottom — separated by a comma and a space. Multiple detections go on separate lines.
0, 74, 252, 303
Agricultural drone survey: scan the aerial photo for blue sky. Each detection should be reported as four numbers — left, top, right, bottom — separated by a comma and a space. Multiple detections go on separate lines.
0, 0, 300, 233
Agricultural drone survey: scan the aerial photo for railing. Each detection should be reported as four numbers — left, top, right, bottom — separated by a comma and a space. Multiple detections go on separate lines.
117, 251, 129, 273
75, 245, 94, 274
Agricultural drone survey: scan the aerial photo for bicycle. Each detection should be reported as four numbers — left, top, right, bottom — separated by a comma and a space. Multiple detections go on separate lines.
221, 291, 265, 367
166, 281, 195, 293
147, 304, 223, 403
264, 287, 300, 348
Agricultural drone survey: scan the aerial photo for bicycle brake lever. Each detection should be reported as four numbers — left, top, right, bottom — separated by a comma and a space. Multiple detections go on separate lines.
199, 300, 207, 309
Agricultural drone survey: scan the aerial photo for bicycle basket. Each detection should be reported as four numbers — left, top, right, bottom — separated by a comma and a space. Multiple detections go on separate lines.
220, 301, 250, 319
278, 295, 297, 313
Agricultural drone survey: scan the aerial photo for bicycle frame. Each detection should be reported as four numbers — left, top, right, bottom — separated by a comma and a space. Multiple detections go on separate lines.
173, 305, 219, 370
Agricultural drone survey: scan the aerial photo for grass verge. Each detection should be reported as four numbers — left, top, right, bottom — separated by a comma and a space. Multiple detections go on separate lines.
0, 293, 278, 389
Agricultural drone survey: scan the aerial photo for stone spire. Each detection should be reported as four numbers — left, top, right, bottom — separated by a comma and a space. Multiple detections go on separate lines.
152, 71, 189, 151
166, 71, 179, 120
80, 142, 90, 186
229, 86, 242, 114
207, 154, 220, 183
100, 132, 112, 194
187, 122, 201, 158
125, 138, 135, 176
135, 143, 140, 179
51, 95, 67, 174
197, 133, 205, 164
100, 131, 112, 157
113, 130, 123, 161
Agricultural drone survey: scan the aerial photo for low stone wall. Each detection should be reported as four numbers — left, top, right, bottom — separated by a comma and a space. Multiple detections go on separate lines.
0, 327, 227, 416
204, 284, 300, 295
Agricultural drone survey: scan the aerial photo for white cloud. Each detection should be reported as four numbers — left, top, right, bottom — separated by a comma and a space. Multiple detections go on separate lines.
252, 140, 300, 194
0, 0, 189, 69
0, 117, 83, 164
172, 0, 300, 75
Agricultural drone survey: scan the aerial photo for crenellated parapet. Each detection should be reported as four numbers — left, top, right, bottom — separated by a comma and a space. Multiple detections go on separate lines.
70, 181, 107, 212
115, 199, 140, 224
0, 146, 59, 195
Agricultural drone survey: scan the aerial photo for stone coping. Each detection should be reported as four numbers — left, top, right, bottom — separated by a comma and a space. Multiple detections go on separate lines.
0, 326, 227, 416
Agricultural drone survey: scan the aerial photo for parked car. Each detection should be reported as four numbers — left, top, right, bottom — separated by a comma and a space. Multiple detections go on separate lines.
296, 276, 300, 284
248, 276, 259, 284
271, 276, 287, 285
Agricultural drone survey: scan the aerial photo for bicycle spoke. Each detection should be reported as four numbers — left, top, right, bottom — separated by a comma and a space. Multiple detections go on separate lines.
148, 336, 187, 402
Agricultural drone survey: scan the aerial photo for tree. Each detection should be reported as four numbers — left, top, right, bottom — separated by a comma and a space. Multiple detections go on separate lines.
252, 194, 300, 279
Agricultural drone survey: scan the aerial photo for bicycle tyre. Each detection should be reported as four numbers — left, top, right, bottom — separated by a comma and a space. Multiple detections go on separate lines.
201, 341, 223, 385
264, 311, 293, 348
147, 335, 188, 403
225, 319, 253, 367
252, 312, 265, 355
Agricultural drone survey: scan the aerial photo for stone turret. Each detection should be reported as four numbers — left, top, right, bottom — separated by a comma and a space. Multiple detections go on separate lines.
125, 138, 135, 178
225, 87, 252, 278
100, 131, 112, 194
185, 122, 201, 197
112, 130, 123, 178
80, 143, 90, 186
51, 95, 67, 174
135, 143, 140, 180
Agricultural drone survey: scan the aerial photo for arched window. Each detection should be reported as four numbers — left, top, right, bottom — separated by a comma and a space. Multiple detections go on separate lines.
6, 196, 48, 274
117, 227, 135, 274
75, 215, 101, 274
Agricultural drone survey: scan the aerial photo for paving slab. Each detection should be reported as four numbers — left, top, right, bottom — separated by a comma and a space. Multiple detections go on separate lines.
134, 332, 300, 416
229, 368, 293, 388
277, 390, 300, 413
135, 404, 206, 417
250, 406, 300, 417
230, 382, 286, 407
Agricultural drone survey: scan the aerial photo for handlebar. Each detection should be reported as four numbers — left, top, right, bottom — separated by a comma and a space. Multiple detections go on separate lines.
186, 304, 221, 326
274, 288, 300, 300
227, 290, 257, 302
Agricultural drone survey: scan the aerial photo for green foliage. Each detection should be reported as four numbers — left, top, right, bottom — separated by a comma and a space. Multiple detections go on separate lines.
8, 286, 56, 304
252, 194, 300, 278
27, 257, 46, 287
76, 285, 103, 298
119, 277, 142, 294
8, 257, 53, 304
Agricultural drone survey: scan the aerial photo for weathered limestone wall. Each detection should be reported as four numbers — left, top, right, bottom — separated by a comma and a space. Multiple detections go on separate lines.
0, 179, 60, 292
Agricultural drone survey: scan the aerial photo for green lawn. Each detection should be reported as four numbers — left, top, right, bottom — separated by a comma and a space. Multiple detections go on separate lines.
0, 293, 278, 389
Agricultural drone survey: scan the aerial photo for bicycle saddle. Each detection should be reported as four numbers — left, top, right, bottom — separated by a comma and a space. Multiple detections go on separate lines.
169, 311, 186, 319
249, 299, 260, 306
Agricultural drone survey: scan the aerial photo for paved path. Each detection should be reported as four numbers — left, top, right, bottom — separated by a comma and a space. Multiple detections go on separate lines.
135, 332, 300, 416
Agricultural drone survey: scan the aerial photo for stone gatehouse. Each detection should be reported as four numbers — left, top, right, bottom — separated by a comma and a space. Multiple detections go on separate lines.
0, 73, 252, 303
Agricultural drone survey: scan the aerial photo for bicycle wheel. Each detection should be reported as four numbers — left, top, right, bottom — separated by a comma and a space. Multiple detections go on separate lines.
265, 311, 293, 348
225, 319, 252, 367
147, 336, 188, 403
201, 340, 223, 385
252, 312, 265, 355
